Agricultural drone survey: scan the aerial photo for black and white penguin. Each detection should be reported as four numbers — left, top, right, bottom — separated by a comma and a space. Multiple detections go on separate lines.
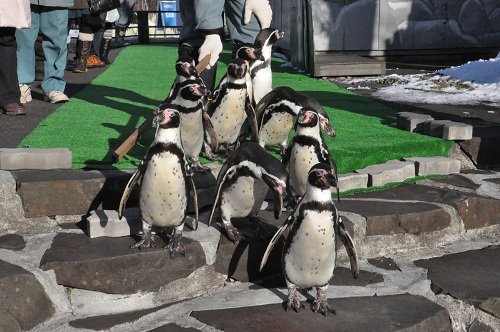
165, 55, 200, 102
260, 163, 359, 315
208, 142, 288, 243
207, 58, 258, 153
164, 78, 214, 171
118, 105, 198, 257
251, 28, 284, 104
233, 44, 264, 107
256, 86, 336, 153
282, 107, 339, 203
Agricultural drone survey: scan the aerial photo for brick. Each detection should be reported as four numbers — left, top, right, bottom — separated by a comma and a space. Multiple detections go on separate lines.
338, 173, 368, 192
86, 209, 141, 238
0, 148, 71, 170
424, 120, 473, 140
404, 157, 461, 176
355, 160, 415, 187
397, 112, 434, 132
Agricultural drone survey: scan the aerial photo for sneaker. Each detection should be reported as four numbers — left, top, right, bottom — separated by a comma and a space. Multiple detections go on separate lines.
19, 84, 32, 104
45, 90, 69, 104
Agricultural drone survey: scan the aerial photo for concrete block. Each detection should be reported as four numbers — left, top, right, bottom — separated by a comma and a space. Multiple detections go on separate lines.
404, 157, 461, 176
356, 160, 415, 187
424, 120, 473, 140
86, 208, 141, 238
0, 148, 72, 170
397, 112, 434, 132
338, 173, 369, 192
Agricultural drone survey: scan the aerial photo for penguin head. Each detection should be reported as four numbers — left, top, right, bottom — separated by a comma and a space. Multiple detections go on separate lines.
297, 107, 319, 128
154, 104, 181, 128
234, 44, 264, 61
227, 58, 248, 79
254, 28, 284, 49
180, 79, 208, 100
175, 55, 198, 79
308, 163, 336, 190
319, 114, 336, 138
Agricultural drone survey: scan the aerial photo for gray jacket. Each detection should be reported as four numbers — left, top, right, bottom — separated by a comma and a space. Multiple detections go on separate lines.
30, 0, 75, 8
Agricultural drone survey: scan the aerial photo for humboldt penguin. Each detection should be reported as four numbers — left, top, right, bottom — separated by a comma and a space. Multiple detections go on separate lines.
206, 58, 258, 153
251, 28, 284, 104
260, 163, 359, 314
233, 43, 264, 107
118, 105, 198, 257
282, 108, 339, 203
208, 142, 287, 243
256, 86, 336, 153
165, 55, 200, 102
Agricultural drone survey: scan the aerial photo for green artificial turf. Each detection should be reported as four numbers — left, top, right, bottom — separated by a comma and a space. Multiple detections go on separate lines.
20, 44, 453, 172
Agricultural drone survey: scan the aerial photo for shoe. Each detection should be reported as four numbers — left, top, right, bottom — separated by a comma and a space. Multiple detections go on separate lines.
86, 54, 106, 68
45, 90, 69, 104
114, 26, 130, 48
99, 38, 112, 65
2, 102, 26, 116
19, 84, 32, 104
74, 39, 92, 73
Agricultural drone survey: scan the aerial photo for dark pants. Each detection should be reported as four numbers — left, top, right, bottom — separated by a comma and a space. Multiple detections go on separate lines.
0, 27, 20, 106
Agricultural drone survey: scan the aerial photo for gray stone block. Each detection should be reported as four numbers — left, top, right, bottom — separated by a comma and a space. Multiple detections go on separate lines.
397, 112, 434, 132
424, 120, 473, 140
355, 160, 415, 187
0, 148, 72, 170
404, 157, 461, 176
338, 173, 368, 192
86, 208, 141, 238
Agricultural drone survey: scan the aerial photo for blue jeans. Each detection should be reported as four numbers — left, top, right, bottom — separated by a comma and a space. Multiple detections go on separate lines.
115, 0, 136, 28
16, 5, 69, 93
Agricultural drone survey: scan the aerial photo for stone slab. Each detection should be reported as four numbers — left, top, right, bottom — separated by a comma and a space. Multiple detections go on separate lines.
86, 208, 141, 238
355, 160, 415, 187
0, 260, 54, 331
397, 112, 434, 132
338, 173, 368, 192
424, 120, 473, 140
468, 319, 496, 332
192, 294, 451, 332
0, 170, 26, 233
404, 157, 461, 176
432, 174, 481, 190
0, 148, 72, 170
415, 246, 500, 319
39, 233, 206, 294
0, 311, 21, 332
148, 323, 199, 332
368, 257, 401, 271
459, 137, 500, 168
0, 234, 26, 251
313, 54, 386, 77
338, 200, 451, 236
485, 178, 500, 186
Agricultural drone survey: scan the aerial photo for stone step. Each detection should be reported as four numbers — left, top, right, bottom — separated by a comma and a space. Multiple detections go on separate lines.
312, 54, 386, 77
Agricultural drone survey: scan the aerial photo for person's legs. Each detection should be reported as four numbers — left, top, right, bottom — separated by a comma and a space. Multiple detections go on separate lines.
115, 0, 135, 28
0, 27, 26, 115
16, 5, 40, 88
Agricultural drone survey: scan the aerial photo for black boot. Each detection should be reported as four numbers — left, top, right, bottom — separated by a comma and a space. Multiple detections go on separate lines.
74, 39, 92, 73
114, 26, 129, 47
100, 38, 111, 64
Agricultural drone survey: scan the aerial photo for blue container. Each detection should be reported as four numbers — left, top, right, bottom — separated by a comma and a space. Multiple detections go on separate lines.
158, 1, 179, 27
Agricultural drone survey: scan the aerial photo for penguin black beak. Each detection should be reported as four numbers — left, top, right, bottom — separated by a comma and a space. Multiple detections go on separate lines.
153, 111, 165, 126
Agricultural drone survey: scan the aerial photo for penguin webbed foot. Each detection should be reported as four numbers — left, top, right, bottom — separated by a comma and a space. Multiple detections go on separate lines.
312, 288, 333, 316
223, 223, 241, 244
285, 287, 303, 312
130, 232, 158, 250
191, 160, 211, 173
166, 232, 186, 258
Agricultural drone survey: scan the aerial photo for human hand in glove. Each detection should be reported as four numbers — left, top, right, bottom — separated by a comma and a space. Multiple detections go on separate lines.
244, 0, 272, 29
198, 34, 223, 69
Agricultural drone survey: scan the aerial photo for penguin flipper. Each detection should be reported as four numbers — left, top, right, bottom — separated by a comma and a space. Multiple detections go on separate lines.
336, 216, 359, 279
202, 111, 218, 152
245, 96, 259, 141
259, 213, 294, 271
118, 161, 145, 219
207, 165, 234, 226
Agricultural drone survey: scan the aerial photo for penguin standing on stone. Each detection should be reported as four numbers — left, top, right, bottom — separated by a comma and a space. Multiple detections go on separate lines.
165, 55, 200, 102
256, 86, 336, 154
118, 105, 198, 257
251, 28, 284, 104
282, 107, 339, 204
206, 58, 258, 153
208, 142, 288, 243
260, 163, 359, 315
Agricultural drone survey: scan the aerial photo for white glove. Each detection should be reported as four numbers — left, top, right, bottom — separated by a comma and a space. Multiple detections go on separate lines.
198, 34, 223, 69
244, 0, 272, 29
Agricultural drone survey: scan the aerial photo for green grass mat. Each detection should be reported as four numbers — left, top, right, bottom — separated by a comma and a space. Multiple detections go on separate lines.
20, 44, 453, 172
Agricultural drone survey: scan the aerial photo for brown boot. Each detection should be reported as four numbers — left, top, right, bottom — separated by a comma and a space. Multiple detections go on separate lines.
74, 38, 92, 73
86, 54, 106, 68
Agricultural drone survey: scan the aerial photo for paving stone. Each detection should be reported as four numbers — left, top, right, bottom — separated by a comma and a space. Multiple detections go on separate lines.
338, 200, 451, 236
355, 160, 415, 187
0, 311, 21, 332
368, 257, 401, 271
415, 246, 500, 319
353, 184, 500, 230
69, 304, 170, 331
148, 324, 199, 332
338, 172, 368, 192
459, 137, 500, 168
432, 174, 481, 190
397, 111, 434, 132
0, 170, 25, 233
191, 294, 452, 332
0, 234, 25, 251
0, 148, 72, 170
86, 209, 141, 238
404, 157, 461, 176
0, 260, 54, 331
484, 178, 500, 186
468, 319, 495, 332
425, 120, 473, 140
39, 233, 206, 294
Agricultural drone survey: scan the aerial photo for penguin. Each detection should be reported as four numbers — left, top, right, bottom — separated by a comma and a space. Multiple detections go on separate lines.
118, 105, 198, 257
164, 78, 215, 171
251, 28, 284, 104
282, 107, 339, 204
256, 86, 336, 153
165, 55, 200, 102
208, 142, 288, 243
260, 163, 359, 315
206, 58, 258, 153
233, 44, 264, 107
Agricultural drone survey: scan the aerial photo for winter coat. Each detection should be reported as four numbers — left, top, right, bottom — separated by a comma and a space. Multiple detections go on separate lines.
30, 0, 75, 8
0, 0, 31, 28
72, 0, 89, 9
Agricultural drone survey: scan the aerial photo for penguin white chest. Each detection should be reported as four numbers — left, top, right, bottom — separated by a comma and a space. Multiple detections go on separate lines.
284, 210, 336, 288
140, 153, 187, 228
289, 144, 319, 196
252, 68, 272, 104
180, 111, 204, 157
259, 112, 295, 146
220, 176, 259, 218
212, 90, 247, 144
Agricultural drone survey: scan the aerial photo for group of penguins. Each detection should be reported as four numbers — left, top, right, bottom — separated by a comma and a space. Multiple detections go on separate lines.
118, 28, 359, 315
